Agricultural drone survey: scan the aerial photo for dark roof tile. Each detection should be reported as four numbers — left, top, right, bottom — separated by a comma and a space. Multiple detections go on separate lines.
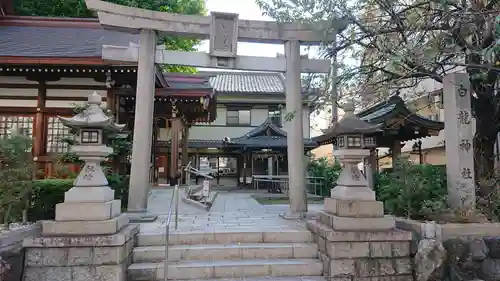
0, 25, 138, 57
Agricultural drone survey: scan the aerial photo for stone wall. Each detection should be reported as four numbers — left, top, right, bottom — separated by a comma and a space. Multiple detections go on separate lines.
427, 237, 500, 281
307, 218, 414, 281
22, 224, 138, 281
0, 224, 40, 281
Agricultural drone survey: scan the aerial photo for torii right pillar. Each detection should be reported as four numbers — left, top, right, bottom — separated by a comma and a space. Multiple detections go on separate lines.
281, 40, 308, 219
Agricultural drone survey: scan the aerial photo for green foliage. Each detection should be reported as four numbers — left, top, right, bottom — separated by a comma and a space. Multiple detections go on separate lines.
13, 0, 207, 73
0, 134, 34, 225
374, 157, 448, 220
28, 179, 73, 221
28, 173, 130, 221
307, 157, 341, 196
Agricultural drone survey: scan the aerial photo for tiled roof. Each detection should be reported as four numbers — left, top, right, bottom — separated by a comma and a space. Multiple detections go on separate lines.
0, 24, 138, 57
207, 72, 284, 94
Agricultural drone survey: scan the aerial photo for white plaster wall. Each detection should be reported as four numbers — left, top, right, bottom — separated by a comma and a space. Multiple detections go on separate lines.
45, 100, 108, 108
251, 108, 268, 126
188, 126, 255, 141
0, 76, 38, 85
46, 78, 104, 86
0, 88, 38, 97
47, 89, 106, 98
179, 105, 312, 141
0, 99, 37, 107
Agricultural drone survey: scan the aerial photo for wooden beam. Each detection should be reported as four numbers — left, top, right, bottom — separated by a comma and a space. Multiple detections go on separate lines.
0, 83, 107, 90
33, 81, 47, 161
103, 46, 331, 73
0, 107, 72, 114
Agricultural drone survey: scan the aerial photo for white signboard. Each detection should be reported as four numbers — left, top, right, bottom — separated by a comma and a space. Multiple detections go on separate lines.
202, 180, 210, 197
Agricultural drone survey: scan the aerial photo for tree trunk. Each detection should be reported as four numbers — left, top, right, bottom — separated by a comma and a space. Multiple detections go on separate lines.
474, 132, 496, 197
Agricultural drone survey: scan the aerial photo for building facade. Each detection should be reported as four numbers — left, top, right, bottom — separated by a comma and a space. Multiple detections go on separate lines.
0, 15, 317, 186
157, 72, 316, 187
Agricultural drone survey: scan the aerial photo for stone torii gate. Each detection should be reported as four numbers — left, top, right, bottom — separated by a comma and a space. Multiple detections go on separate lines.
85, 0, 345, 219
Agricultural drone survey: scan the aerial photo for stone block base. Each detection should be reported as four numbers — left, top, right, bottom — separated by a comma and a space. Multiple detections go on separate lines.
55, 200, 121, 221
41, 213, 129, 236
324, 198, 384, 218
318, 211, 395, 231
64, 186, 115, 203
307, 220, 413, 281
23, 224, 138, 281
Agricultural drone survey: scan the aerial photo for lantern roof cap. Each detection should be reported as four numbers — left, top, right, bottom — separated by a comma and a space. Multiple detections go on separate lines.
57, 91, 125, 132
321, 102, 383, 137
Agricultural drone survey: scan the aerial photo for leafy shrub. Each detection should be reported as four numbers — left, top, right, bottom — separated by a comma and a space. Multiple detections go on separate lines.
0, 134, 34, 225
307, 157, 342, 196
27, 174, 130, 221
28, 179, 73, 221
374, 157, 448, 220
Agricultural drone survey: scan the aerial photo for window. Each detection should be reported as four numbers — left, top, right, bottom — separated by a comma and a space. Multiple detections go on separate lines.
347, 136, 362, 148
0, 116, 34, 139
81, 130, 100, 144
46, 116, 74, 153
268, 107, 282, 126
226, 109, 251, 125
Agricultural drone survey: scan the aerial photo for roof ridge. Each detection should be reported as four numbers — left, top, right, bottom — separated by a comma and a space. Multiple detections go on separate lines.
199, 71, 280, 77
0, 15, 98, 22
0, 16, 100, 29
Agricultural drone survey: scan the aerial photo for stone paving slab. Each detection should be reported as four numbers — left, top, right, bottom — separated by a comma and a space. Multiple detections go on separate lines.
143, 188, 324, 234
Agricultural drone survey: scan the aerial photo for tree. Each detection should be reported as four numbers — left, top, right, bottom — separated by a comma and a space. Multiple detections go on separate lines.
0, 132, 34, 226
257, 0, 500, 189
12, 0, 206, 72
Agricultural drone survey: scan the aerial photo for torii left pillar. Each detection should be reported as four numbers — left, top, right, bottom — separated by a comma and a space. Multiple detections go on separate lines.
127, 29, 158, 222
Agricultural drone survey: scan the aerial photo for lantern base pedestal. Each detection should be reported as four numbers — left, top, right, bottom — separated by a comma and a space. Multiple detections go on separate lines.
55, 199, 122, 221
40, 213, 129, 236
324, 198, 384, 218
317, 211, 395, 231
330, 185, 376, 201
64, 186, 115, 203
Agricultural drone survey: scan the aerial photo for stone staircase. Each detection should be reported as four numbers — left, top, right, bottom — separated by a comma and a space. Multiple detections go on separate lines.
128, 229, 325, 280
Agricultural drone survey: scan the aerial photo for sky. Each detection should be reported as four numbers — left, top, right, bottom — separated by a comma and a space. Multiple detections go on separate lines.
196, 0, 330, 136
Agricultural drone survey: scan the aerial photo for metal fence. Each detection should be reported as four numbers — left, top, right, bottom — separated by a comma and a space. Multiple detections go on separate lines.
252, 175, 326, 196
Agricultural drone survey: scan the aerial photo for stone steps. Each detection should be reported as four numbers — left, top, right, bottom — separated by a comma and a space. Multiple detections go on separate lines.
128, 259, 324, 280
129, 229, 323, 281
173, 278, 326, 281
137, 230, 313, 246
133, 243, 318, 262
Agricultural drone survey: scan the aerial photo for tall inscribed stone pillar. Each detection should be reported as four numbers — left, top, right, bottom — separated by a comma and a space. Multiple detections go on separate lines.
443, 73, 475, 215
282, 40, 307, 218
127, 29, 157, 221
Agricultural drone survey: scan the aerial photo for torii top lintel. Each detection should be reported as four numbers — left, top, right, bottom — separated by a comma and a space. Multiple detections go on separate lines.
84, 0, 346, 45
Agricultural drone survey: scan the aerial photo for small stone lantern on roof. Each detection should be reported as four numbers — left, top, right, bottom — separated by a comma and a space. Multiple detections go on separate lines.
321, 102, 396, 230
58, 92, 125, 196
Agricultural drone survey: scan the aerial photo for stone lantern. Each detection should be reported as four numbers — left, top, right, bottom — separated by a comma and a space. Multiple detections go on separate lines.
322, 102, 396, 230
23, 92, 139, 281
48, 91, 127, 230
58, 92, 125, 190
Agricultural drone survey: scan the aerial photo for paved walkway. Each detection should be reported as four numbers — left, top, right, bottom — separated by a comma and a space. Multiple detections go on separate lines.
141, 188, 324, 233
